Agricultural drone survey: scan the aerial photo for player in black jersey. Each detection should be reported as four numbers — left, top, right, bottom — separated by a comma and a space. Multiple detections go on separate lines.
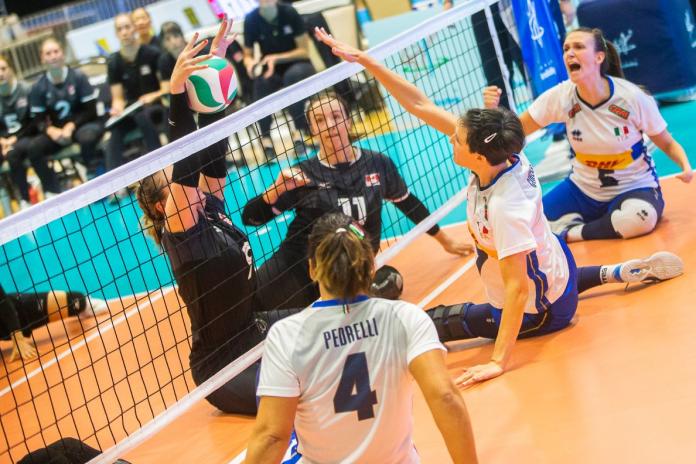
106, 13, 164, 175
0, 54, 58, 208
136, 21, 289, 415
29, 38, 104, 177
0, 282, 108, 362
243, 91, 473, 311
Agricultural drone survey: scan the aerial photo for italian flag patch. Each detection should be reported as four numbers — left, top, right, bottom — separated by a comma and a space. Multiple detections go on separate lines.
614, 126, 629, 136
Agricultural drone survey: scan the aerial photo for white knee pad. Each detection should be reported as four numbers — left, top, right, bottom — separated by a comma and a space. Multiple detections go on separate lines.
549, 213, 584, 235
610, 199, 658, 238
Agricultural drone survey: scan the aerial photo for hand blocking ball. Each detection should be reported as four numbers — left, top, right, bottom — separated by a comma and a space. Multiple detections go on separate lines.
185, 57, 238, 114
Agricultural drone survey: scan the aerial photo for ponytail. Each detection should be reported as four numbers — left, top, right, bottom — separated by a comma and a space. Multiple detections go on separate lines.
308, 213, 374, 301
136, 173, 168, 246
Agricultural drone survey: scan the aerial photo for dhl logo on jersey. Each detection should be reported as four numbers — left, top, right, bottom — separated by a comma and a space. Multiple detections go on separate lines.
574, 151, 635, 170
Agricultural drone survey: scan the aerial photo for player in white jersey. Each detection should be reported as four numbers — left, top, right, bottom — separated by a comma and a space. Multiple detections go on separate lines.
314, 28, 684, 387
483, 27, 692, 243
246, 213, 478, 463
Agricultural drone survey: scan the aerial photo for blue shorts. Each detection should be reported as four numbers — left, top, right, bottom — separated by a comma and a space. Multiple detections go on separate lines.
465, 236, 579, 339
543, 178, 664, 223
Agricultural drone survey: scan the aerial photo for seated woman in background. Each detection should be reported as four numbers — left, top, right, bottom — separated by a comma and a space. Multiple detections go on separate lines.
483, 27, 692, 243
243, 90, 473, 311
0, 53, 58, 209
1, 283, 108, 362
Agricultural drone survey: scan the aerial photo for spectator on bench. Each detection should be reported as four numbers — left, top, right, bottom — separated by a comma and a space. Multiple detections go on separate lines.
243, 0, 316, 159
0, 54, 59, 209
30, 38, 104, 180
132, 7, 160, 49
106, 13, 164, 187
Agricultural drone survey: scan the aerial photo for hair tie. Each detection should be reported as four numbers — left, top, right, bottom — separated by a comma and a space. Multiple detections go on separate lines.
484, 132, 498, 143
348, 223, 365, 240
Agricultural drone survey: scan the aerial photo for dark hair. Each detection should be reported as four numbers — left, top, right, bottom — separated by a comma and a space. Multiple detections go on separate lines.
308, 213, 374, 301
567, 27, 624, 78
136, 173, 169, 246
304, 90, 351, 132
459, 108, 525, 165
160, 21, 184, 41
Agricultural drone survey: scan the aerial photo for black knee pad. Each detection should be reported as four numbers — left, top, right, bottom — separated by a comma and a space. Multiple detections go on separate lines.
66, 292, 86, 317
254, 307, 305, 335
426, 303, 475, 343
371, 265, 403, 300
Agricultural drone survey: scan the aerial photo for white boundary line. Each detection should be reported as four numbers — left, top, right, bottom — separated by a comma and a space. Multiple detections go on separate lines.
0, 287, 174, 399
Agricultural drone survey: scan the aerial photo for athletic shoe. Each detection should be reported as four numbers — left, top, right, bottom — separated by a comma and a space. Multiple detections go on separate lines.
19, 199, 31, 211
619, 251, 684, 284
81, 297, 110, 318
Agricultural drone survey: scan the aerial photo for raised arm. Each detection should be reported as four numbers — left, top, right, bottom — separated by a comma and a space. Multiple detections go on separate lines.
410, 349, 478, 463
482, 86, 542, 136
315, 27, 458, 136
162, 33, 213, 234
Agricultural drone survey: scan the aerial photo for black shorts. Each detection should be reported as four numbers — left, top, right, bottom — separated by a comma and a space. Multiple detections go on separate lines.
10, 293, 49, 337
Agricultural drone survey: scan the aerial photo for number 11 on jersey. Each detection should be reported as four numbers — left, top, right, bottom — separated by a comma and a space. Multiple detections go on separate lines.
333, 352, 377, 420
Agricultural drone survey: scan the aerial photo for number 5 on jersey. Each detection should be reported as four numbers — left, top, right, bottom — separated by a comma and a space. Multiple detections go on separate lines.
333, 352, 377, 420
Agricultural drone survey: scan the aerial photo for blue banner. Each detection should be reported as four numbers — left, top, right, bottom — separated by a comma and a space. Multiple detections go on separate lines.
510, 0, 567, 97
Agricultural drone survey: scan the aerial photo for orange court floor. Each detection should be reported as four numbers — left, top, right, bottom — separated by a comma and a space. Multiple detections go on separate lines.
1, 177, 695, 463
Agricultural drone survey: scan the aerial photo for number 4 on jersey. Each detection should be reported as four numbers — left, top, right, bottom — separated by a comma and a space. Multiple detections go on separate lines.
333, 352, 377, 420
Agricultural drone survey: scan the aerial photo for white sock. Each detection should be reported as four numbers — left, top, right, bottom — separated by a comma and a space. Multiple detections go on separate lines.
600, 264, 623, 284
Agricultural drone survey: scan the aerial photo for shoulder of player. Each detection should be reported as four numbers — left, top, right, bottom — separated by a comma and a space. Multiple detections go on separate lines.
267, 309, 312, 343
17, 80, 33, 96
610, 77, 652, 106
486, 163, 534, 212
358, 149, 393, 168
140, 45, 161, 61
279, 2, 300, 16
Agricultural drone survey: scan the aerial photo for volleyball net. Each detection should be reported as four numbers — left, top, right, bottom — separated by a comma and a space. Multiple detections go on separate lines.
0, 1, 535, 461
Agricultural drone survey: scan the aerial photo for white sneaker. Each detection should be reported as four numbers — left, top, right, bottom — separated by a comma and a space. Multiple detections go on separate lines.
44, 191, 59, 200
619, 251, 684, 284
80, 297, 110, 318
19, 199, 31, 211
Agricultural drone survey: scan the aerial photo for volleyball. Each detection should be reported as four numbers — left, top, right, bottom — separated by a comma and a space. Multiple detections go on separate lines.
185, 56, 238, 114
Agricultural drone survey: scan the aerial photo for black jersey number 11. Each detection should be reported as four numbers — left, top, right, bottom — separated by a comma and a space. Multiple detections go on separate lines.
333, 352, 377, 421
338, 196, 367, 225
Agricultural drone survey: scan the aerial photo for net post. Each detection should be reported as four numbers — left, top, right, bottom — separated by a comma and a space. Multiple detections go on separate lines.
483, 1, 519, 112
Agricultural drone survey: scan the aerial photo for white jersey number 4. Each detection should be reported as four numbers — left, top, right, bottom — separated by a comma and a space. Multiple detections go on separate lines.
333, 352, 377, 420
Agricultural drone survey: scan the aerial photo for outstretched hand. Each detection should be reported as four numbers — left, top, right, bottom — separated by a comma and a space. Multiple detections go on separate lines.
455, 361, 504, 388
676, 168, 693, 183
211, 15, 238, 59
314, 27, 364, 63
10, 332, 38, 362
170, 33, 213, 94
